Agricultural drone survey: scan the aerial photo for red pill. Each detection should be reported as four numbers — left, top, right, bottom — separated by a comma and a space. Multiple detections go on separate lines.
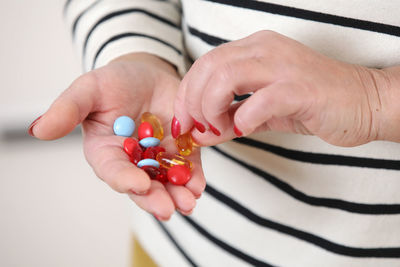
154, 146, 166, 155
156, 167, 168, 183
123, 137, 139, 156
129, 145, 143, 165
138, 121, 154, 140
141, 166, 160, 180
142, 147, 158, 159
167, 165, 191, 185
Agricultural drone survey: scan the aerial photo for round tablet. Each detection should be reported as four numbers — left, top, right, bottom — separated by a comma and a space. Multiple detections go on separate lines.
113, 116, 136, 137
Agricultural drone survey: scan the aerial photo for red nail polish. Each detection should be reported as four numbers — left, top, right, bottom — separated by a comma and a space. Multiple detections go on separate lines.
131, 189, 148, 195
28, 115, 42, 137
192, 118, 206, 133
234, 125, 243, 137
171, 116, 181, 139
208, 123, 221, 136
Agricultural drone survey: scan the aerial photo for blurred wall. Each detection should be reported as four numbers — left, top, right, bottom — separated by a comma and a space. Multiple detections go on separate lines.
0, 1, 131, 266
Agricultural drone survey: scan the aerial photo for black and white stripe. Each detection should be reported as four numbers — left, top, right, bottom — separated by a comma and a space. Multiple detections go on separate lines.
64, 0, 186, 74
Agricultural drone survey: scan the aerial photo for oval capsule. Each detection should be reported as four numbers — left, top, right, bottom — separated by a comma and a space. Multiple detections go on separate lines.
175, 132, 193, 156
141, 112, 164, 140
156, 152, 193, 170
123, 137, 139, 156
141, 166, 160, 180
156, 167, 168, 183
129, 145, 143, 165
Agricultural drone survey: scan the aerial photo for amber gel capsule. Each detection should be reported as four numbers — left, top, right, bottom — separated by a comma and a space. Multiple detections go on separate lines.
156, 152, 193, 170
141, 112, 164, 140
175, 132, 194, 156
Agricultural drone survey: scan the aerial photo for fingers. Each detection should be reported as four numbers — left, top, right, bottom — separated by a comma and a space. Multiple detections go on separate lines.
173, 44, 248, 137
84, 135, 152, 194
184, 149, 206, 198
176, 56, 278, 145
191, 101, 243, 146
129, 180, 176, 220
200, 58, 276, 136
85, 134, 204, 219
234, 82, 312, 135
29, 73, 98, 140
165, 184, 196, 215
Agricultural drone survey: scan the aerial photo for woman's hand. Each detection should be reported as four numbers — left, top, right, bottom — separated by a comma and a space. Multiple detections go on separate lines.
173, 30, 395, 147
29, 53, 206, 220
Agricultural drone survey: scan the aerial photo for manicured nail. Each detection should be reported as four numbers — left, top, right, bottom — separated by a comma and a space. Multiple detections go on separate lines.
131, 189, 148, 195
234, 125, 243, 137
171, 116, 181, 139
208, 123, 221, 136
192, 118, 206, 133
28, 115, 42, 137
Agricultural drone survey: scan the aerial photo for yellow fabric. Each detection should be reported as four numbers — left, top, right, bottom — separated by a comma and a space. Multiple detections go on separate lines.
132, 237, 158, 267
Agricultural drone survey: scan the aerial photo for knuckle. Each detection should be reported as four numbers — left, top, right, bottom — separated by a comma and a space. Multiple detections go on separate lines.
250, 30, 277, 41
215, 62, 235, 84
196, 52, 216, 71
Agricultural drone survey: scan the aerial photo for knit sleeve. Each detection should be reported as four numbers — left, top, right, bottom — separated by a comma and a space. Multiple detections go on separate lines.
64, 0, 186, 75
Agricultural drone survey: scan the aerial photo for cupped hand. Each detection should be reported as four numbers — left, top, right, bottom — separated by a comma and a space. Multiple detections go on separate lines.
29, 53, 206, 220
174, 30, 389, 147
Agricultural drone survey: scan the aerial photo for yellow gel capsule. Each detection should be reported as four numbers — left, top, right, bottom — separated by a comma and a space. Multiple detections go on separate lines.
141, 112, 164, 140
156, 152, 193, 170
175, 132, 193, 156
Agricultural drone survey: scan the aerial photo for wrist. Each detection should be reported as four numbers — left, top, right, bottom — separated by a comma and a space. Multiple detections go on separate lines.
373, 66, 400, 142
110, 52, 180, 78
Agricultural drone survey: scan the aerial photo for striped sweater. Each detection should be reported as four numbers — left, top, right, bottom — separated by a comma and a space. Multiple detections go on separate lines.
64, 1, 400, 266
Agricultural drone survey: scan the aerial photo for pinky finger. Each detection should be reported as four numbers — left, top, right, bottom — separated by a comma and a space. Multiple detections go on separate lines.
128, 180, 176, 220
233, 82, 312, 135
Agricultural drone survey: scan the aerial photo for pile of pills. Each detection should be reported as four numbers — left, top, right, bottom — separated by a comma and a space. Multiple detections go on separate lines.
113, 112, 194, 185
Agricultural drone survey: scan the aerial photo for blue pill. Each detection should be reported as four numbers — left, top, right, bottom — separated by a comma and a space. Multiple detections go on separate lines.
137, 159, 160, 168
113, 116, 135, 137
139, 137, 160, 148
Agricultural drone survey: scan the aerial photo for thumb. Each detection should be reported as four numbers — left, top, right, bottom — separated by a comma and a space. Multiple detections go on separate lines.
29, 74, 97, 140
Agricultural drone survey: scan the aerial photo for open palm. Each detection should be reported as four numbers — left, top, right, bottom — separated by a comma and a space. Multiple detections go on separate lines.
31, 53, 205, 220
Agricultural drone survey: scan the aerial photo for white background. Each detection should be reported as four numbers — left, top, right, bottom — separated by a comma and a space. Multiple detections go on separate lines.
0, 1, 132, 266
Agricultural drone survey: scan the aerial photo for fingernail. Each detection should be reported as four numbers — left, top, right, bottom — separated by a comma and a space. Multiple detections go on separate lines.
171, 116, 181, 139
192, 118, 206, 133
131, 189, 148, 195
208, 123, 221, 136
28, 115, 42, 137
178, 208, 193, 216
234, 125, 243, 137
154, 214, 169, 221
